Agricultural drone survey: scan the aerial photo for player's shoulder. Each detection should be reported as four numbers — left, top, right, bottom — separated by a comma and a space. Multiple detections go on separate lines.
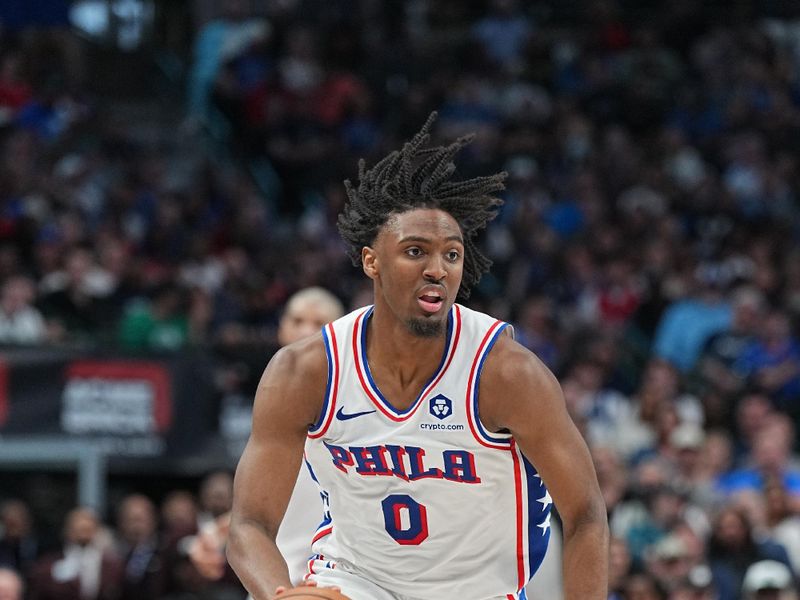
478, 334, 563, 431
482, 333, 560, 396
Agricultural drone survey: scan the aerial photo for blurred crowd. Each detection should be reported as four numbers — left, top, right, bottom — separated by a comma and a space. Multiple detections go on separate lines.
2, 0, 800, 598
0, 471, 246, 600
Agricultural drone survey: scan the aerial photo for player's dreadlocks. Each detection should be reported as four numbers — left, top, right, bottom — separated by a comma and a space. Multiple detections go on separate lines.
337, 112, 506, 301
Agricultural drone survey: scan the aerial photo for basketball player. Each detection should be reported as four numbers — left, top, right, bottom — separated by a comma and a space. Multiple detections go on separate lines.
227, 114, 609, 599
190, 287, 345, 585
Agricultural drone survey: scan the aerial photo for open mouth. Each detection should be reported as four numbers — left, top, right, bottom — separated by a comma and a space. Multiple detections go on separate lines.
417, 290, 444, 313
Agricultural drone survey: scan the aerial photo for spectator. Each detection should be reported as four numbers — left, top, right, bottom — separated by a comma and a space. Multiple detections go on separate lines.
37, 247, 115, 343
592, 445, 628, 523
470, 0, 533, 73
733, 393, 778, 461
741, 560, 797, 600
737, 310, 800, 412
696, 286, 766, 398
594, 255, 644, 331
159, 492, 198, 541
694, 429, 735, 495
669, 564, 717, 600
164, 472, 244, 598
192, 286, 346, 588
28, 507, 123, 600
0, 567, 23, 600
197, 471, 233, 530
652, 263, 733, 373
717, 415, 800, 501
561, 360, 634, 457
187, 0, 270, 125
114, 495, 162, 600
275, 286, 344, 347
512, 295, 560, 370
0, 500, 39, 577
621, 358, 703, 461
667, 423, 718, 508
157, 483, 245, 599
0, 275, 47, 344
621, 572, 667, 600
608, 536, 633, 600
646, 534, 695, 594
118, 284, 192, 352
0, 52, 31, 127
610, 457, 683, 563
707, 505, 791, 600
763, 476, 800, 575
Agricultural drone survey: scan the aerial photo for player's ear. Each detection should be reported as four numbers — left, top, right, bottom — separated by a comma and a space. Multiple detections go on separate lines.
362, 246, 379, 280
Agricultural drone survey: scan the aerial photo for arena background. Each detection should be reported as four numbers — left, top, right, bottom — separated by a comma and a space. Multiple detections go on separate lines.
1, 0, 800, 598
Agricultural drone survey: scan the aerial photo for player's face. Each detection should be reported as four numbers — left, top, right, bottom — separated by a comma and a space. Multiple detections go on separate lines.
364, 208, 464, 337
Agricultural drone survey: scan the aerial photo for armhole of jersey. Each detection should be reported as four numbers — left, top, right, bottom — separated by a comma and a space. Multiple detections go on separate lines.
308, 323, 338, 438
466, 320, 514, 449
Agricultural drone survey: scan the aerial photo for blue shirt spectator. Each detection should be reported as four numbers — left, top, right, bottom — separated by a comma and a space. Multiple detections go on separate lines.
653, 297, 732, 373
716, 416, 800, 502
470, 0, 533, 70
735, 310, 800, 403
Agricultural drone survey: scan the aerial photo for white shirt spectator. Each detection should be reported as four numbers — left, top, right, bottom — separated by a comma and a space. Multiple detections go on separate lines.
0, 276, 46, 344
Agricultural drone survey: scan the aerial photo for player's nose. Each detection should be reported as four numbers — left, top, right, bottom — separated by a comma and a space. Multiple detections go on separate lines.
423, 255, 447, 281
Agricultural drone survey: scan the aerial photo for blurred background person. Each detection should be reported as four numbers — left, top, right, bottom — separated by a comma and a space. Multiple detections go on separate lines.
736, 310, 800, 419
190, 286, 344, 587
762, 475, 800, 574
706, 505, 792, 600
0, 567, 23, 600
0, 276, 47, 344
741, 560, 797, 600
113, 494, 162, 600
695, 286, 765, 400
27, 507, 123, 600
0, 500, 39, 580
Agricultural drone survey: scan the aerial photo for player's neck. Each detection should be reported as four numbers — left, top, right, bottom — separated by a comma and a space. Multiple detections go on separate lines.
366, 306, 447, 383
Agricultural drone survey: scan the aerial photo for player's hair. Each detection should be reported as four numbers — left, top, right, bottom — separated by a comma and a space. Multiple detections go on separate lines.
337, 112, 506, 300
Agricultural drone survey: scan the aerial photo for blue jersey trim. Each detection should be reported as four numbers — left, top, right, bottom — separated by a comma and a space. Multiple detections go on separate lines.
304, 457, 319, 483
305, 458, 332, 533
472, 322, 512, 444
522, 454, 551, 580
360, 306, 454, 416
309, 326, 334, 432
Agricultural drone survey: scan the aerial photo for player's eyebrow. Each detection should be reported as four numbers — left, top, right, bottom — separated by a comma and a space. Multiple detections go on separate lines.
398, 234, 464, 244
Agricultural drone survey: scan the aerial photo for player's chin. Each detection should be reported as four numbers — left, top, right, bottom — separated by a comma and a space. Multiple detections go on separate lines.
405, 315, 446, 338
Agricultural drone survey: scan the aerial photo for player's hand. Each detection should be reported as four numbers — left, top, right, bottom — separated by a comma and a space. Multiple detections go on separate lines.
275, 580, 319, 594
274, 581, 342, 596
274, 581, 311, 596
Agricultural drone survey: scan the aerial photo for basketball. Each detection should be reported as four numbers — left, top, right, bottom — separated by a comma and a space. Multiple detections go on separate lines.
278, 587, 352, 599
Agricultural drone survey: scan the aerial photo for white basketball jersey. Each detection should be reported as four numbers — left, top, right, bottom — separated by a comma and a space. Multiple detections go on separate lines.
276, 461, 321, 585
303, 304, 551, 599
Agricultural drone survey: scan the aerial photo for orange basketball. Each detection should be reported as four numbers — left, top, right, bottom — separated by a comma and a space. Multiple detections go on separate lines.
277, 587, 351, 600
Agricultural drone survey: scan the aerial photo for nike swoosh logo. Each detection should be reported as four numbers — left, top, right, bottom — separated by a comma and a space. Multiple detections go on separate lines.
335, 407, 377, 421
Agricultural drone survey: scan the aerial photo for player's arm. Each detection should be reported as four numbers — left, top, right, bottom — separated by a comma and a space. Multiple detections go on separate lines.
226, 334, 328, 599
480, 336, 609, 600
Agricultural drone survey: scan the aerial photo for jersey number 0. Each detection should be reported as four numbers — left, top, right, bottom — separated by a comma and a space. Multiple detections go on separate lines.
381, 494, 429, 545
